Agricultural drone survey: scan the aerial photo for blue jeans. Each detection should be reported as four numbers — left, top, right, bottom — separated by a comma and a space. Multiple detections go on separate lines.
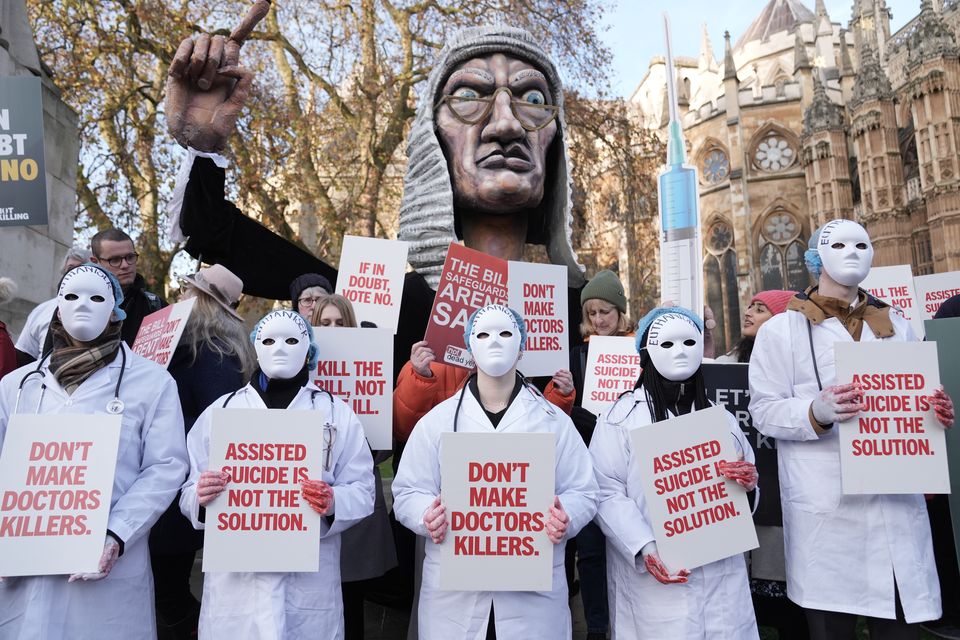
576, 521, 609, 633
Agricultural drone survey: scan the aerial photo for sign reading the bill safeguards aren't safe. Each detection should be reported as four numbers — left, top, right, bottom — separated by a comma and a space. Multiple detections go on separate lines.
424, 244, 508, 370
312, 327, 392, 450
835, 341, 949, 494
861, 264, 924, 338
439, 432, 555, 591
336, 235, 409, 333
204, 410, 324, 572
0, 414, 121, 576
632, 405, 757, 572
131, 298, 196, 368
507, 261, 568, 377
0, 77, 48, 227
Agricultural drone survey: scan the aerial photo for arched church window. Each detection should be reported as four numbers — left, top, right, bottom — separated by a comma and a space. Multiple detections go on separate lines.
753, 132, 796, 172
758, 209, 809, 291
703, 218, 741, 354
701, 149, 730, 185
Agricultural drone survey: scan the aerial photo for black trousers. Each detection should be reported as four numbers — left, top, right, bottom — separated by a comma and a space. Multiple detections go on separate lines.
805, 587, 918, 640
151, 551, 200, 640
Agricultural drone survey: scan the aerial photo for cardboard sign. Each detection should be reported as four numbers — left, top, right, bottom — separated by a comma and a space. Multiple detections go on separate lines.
925, 318, 960, 570
507, 261, 569, 377
0, 77, 48, 227
203, 409, 324, 572
862, 264, 924, 338
0, 414, 121, 576
914, 271, 960, 320
335, 235, 409, 332
312, 326, 392, 450
439, 432, 555, 591
131, 298, 196, 368
702, 363, 782, 527
835, 341, 949, 494
424, 244, 508, 370
581, 336, 642, 416
631, 405, 758, 571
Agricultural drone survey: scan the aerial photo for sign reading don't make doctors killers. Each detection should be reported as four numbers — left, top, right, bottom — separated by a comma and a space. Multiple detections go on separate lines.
835, 341, 950, 495
632, 405, 758, 571
0, 414, 121, 576
203, 409, 324, 572
439, 432, 555, 591
0, 77, 48, 227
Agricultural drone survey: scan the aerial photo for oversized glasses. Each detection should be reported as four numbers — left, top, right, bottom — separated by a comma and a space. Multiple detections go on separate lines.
97, 253, 139, 268
435, 86, 559, 132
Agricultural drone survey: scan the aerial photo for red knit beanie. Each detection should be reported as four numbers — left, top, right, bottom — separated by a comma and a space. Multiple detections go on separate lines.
751, 289, 796, 315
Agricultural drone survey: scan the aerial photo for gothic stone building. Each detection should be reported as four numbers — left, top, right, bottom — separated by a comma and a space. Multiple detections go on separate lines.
631, 0, 960, 353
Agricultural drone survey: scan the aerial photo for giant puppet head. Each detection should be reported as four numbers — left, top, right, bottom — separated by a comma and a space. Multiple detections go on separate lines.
464, 304, 527, 378
250, 310, 319, 380
57, 264, 126, 342
804, 219, 874, 287
398, 26, 584, 289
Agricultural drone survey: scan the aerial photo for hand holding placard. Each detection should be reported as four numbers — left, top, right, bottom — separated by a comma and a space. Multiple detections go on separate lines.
932, 387, 955, 428
301, 479, 333, 515
411, 341, 436, 378
812, 383, 865, 425
544, 496, 569, 544
197, 470, 230, 506
717, 460, 758, 491
424, 496, 447, 544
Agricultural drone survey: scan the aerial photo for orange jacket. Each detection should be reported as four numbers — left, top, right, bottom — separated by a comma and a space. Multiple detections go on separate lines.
393, 360, 575, 442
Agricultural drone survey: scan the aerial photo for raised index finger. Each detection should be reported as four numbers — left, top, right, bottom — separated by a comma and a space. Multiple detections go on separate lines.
229, 0, 272, 46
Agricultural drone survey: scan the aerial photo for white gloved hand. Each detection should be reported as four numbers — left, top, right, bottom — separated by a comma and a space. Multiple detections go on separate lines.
68, 536, 120, 582
811, 382, 864, 425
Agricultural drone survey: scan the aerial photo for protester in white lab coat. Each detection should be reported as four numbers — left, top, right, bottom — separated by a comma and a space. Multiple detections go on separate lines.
590, 306, 759, 640
749, 219, 955, 640
180, 310, 375, 640
393, 304, 598, 639
0, 263, 188, 640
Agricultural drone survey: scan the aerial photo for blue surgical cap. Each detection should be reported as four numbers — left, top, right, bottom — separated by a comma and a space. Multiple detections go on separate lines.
250, 310, 319, 370
804, 224, 825, 280
463, 304, 528, 353
59, 263, 127, 322
635, 306, 704, 353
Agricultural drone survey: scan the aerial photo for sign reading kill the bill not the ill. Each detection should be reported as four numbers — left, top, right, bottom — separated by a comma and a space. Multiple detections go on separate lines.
0, 76, 48, 227
335, 235, 409, 333
131, 297, 196, 368
204, 410, 324, 573
580, 336, 642, 416
861, 264, 924, 338
425, 244, 508, 370
439, 432, 555, 591
914, 271, 960, 320
701, 363, 782, 527
0, 414, 121, 576
507, 261, 569, 377
631, 405, 758, 571
312, 326, 392, 450
835, 341, 950, 495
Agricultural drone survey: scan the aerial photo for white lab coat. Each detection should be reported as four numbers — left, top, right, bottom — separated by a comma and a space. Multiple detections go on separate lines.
749, 309, 941, 622
180, 382, 375, 640
13, 297, 57, 358
0, 344, 188, 640
392, 384, 598, 640
590, 393, 758, 640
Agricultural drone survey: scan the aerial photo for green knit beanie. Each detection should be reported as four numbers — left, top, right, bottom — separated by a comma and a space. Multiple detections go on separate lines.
580, 270, 626, 313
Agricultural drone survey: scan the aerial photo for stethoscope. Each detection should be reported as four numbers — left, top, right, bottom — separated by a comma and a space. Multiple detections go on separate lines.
221, 385, 339, 471
451, 371, 556, 432
14, 348, 127, 415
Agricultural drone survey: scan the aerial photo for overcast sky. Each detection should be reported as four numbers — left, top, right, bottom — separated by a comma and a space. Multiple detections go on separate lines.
602, 0, 921, 97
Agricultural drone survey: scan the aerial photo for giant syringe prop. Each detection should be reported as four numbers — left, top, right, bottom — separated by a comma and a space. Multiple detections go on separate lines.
657, 13, 704, 314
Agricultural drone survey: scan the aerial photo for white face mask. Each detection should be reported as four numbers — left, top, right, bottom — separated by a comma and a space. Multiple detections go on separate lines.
644, 314, 703, 382
254, 312, 311, 380
468, 305, 523, 378
817, 219, 874, 287
57, 267, 116, 342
